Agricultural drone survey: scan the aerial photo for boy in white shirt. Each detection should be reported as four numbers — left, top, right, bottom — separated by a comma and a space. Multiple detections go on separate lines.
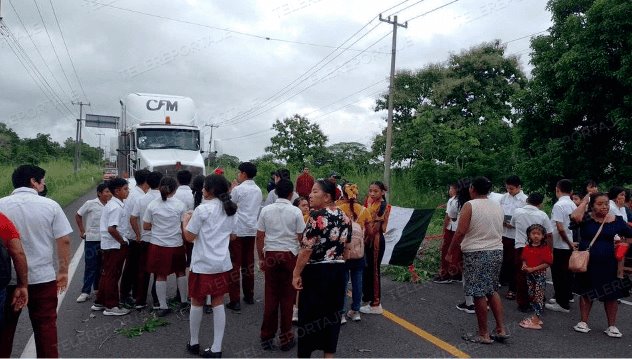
75, 183, 111, 303
546, 179, 577, 313
227, 162, 263, 311
434, 183, 459, 283
499, 175, 527, 300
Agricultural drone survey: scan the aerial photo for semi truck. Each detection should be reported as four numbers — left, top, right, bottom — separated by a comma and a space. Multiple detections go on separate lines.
117, 93, 205, 178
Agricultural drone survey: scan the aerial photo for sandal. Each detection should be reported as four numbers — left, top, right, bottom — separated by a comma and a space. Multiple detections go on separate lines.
505, 291, 516, 300
519, 318, 542, 330
489, 332, 510, 342
604, 326, 622, 338
462, 333, 493, 344
573, 321, 591, 333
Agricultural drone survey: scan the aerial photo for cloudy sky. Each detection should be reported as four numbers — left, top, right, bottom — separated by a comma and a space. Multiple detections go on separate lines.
0, 0, 552, 161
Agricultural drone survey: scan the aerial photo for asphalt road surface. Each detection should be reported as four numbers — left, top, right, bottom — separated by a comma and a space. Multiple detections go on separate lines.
8, 190, 632, 358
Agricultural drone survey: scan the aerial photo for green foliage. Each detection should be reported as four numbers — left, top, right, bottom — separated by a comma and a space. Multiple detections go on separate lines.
115, 315, 169, 338
265, 114, 328, 167
383, 240, 442, 283
516, 0, 632, 190
209, 154, 241, 170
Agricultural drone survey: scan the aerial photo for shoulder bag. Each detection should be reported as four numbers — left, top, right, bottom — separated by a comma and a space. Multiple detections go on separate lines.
568, 220, 605, 273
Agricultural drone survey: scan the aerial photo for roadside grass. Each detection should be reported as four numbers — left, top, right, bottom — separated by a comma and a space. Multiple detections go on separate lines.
0, 160, 102, 207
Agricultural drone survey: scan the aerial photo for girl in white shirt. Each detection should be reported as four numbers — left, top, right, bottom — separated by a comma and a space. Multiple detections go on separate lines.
143, 176, 187, 317
183, 174, 237, 358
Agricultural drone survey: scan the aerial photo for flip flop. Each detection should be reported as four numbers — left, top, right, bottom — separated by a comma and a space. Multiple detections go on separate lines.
462, 333, 493, 344
519, 318, 542, 330
505, 291, 516, 300
490, 333, 511, 342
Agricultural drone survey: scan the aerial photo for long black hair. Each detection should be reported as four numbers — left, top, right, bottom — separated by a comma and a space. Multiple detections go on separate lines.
204, 174, 237, 216
456, 178, 472, 211
315, 179, 336, 204
159, 176, 178, 201
191, 174, 205, 208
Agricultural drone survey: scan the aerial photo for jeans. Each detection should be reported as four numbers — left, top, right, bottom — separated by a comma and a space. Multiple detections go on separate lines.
82, 241, 102, 294
344, 258, 365, 311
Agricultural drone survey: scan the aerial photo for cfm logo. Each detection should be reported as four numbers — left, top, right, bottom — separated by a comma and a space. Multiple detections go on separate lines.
146, 100, 178, 111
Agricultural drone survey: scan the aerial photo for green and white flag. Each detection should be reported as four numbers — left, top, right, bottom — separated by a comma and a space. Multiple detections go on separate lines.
381, 206, 435, 266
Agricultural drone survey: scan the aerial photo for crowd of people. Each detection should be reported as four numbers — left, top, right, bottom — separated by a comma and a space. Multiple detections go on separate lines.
435, 175, 632, 344
0, 163, 392, 358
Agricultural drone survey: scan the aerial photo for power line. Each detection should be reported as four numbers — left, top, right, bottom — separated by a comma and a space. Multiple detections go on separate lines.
81, 0, 388, 55
312, 88, 385, 121
405, 0, 459, 23
217, 128, 275, 142
502, 30, 548, 45
32, 0, 76, 99
306, 79, 387, 117
48, 0, 90, 103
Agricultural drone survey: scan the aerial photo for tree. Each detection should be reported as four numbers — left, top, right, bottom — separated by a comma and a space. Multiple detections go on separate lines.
266, 114, 328, 167
209, 154, 240, 169
516, 0, 632, 190
316, 142, 375, 174
373, 42, 527, 187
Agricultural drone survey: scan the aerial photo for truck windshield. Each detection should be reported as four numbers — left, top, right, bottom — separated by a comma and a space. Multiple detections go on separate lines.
137, 128, 200, 151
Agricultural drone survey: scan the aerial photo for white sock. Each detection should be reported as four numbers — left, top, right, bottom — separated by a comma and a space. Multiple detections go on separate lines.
189, 305, 203, 346
177, 276, 188, 303
156, 281, 168, 309
206, 295, 212, 305
465, 295, 474, 306
211, 304, 225, 352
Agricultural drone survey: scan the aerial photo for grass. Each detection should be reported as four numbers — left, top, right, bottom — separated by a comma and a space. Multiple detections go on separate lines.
0, 160, 102, 207
115, 315, 169, 338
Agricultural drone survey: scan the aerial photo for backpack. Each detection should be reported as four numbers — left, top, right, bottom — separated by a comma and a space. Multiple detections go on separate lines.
0, 240, 12, 288
345, 222, 365, 260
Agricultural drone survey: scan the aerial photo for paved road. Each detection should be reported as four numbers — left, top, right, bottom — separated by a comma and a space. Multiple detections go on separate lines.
9, 190, 632, 357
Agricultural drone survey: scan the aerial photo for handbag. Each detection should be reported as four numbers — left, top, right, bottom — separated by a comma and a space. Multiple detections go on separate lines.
569, 220, 605, 273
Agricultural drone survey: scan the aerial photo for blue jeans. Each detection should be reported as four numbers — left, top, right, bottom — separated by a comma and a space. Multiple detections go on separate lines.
344, 258, 365, 312
82, 241, 102, 294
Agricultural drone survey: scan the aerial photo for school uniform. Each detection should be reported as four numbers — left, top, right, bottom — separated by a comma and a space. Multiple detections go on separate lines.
130, 189, 160, 306
257, 198, 306, 347
77, 198, 106, 295
262, 189, 299, 207
499, 191, 527, 291
120, 185, 146, 301
0, 187, 73, 358
228, 179, 263, 304
439, 196, 459, 279
96, 197, 130, 309
510, 205, 553, 309
143, 197, 187, 276
174, 185, 195, 266
550, 195, 577, 310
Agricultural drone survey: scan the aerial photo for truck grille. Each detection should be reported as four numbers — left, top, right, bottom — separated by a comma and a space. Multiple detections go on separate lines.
152, 165, 204, 177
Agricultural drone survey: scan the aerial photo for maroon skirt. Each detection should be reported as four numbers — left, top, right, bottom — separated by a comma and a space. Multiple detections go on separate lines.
146, 243, 186, 276
188, 271, 230, 299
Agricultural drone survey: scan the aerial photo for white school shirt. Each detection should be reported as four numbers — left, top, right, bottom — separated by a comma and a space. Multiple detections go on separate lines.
174, 185, 194, 211
100, 197, 129, 250
551, 195, 577, 250
510, 205, 553, 248
123, 185, 146, 239
77, 198, 106, 242
500, 191, 527, 239
257, 198, 306, 255
445, 196, 458, 231
0, 187, 73, 285
131, 189, 161, 243
609, 200, 628, 222
488, 192, 503, 204
143, 197, 186, 248
186, 198, 237, 274
263, 189, 299, 207
231, 179, 263, 237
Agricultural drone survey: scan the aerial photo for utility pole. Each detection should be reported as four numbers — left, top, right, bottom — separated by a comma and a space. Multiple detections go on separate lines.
205, 124, 219, 171
96, 132, 105, 161
72, 101, 90, 173
380, 14, 407, 199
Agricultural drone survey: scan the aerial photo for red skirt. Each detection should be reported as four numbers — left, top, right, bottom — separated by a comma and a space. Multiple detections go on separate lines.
188, 271, 230, 299
146, 243, 186, 276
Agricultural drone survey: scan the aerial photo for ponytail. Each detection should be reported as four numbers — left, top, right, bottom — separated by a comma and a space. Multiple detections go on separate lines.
218, 192, 238, 216
203, 174, 238, 216
159, 176, 178, 201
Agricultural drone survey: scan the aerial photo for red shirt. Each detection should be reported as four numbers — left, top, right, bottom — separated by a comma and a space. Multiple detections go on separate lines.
295, 173, 315, 198
0, 212, 20, 247
522, 245, 553, 268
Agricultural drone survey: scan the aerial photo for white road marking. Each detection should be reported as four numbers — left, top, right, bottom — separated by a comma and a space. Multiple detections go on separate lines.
20, 240, 85, 358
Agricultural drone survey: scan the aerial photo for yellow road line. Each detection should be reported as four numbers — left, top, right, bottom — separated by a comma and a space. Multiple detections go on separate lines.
383, 309, 470, 358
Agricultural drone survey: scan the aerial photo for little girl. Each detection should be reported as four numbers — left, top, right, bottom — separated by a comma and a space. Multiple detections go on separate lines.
519, 224, 553, 330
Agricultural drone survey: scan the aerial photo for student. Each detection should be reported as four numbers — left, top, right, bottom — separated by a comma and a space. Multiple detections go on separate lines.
257, 179, 305, 351
519, 224, 553, 330
0, 165, 72, 358
499, 175, 527, 300
263, 169, 299, 206
360, 181, 391, 315
130, 171, 163, 309
93, 178, 131, 316
75, 183, 112, 303
546, 179, 577, 313
608, 186, 628, 222
291, 196, 310, 322
510, 192, 553, 311
120, 169, 150, 307
183, 174, 238, 358
175, 170, 195, 211
434, 182, 459, 284
143, 177, 188, 316
227, 162, 263, 311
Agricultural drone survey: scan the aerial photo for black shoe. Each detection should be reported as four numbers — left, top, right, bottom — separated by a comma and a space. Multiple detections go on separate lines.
261, 338, 275, 351
120, 296, 136, 309
186, 342, 200, 356
201, 347, 222, 358
280, 339, 296, 352
244, 297, 255, 305
204, 305, 213, 314
226, 301, 241, 312
432, 276, 453, 284
156, 308, 172, 317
